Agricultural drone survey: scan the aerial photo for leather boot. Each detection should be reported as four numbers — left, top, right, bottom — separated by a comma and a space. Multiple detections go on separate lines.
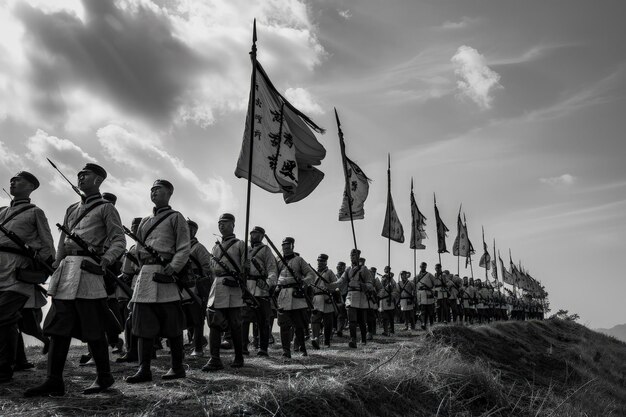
279, 326, 291, 358
230, 322, 244, 367
348, 324, 357, 348
241, 321, 250, 355
84, 339, 114, 394
162, 335, 186, 380
295, 328, 307, 356
126, 338, 153, 383
202, 329, 224, 371
0, 325, 18, 383
24, 336, 69, 397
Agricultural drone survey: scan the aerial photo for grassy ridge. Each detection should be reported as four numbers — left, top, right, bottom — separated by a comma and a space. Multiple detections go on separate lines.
2, 319, 625, 416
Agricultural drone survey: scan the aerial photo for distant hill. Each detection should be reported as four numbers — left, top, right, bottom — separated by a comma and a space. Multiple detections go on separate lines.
595, 323, 626, 343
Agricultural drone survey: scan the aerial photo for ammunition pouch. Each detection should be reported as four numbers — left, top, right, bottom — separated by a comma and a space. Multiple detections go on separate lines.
80, 259, 104, 275
15, 267, 49, 284
152, 272, 176, 284
221, 277, 239, 288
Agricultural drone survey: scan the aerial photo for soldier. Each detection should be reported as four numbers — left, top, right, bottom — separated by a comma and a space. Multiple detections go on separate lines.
184, 219, 212, 357
334, 261, 348, 337
415, 262, 436, 331
115, 217, 142, 363
274, 237, 315, 358
202, 213, 246, 371
433, 265, 450, 323
377, 266, 398, 336
448, 274, 463, 324
475, 279, 489, 323
242, 226, 277, 356
125, 179, 190, 383
25, 164, 125, 396
335, 249, 373, 348
311, 254, 337, 348
398, 271, 416, 330
366, 265, 381, 340
0, 172, 54, 384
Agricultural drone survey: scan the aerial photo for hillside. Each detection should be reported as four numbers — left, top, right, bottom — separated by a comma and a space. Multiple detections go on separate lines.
596, 323, 626, 343
2, 319, 626, 416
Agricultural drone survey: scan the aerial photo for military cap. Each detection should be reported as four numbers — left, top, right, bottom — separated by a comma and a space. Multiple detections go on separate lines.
251, 226, 265, 235
420, 262, 427, 267
443, 269, 450, 274
187, 219, 198, 230
152, 179, 174, 193
475, 279, 482, 283
337, 261, 346, 267
317, 253, 329, 262
132, 217, 142, 226
370, 267, 377, 272
79, 163, 107, 179
11, 171, 39, 189
219, 213, 235, 223
359, 257, 365, 263
435, 263, 442, 268
401, 270, 410, 276
350, 248, 361, 255
282, 237, 295, 245
102, 192, 117, 204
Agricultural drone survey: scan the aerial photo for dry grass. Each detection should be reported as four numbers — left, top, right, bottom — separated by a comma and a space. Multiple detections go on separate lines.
2, 319, 625, 416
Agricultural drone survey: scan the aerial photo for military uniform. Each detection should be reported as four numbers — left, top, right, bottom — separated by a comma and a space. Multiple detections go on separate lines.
415, 264, 436, 330
398, 272, 416, 330
448, 275, 463, 324
275, 238, 315, 357
242, 227, 277, 356
462, 279, 478, 324
434, 268, 450, 323
366, 266, 381, 339
115, 231, 141, 363
0, 172, 54, 384
377, 272, 398, 336
334, 262, 348, 337
311, 254, 337, 348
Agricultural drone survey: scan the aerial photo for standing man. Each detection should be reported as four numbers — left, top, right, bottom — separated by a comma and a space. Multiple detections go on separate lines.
311, 254, 337, 348
242, 226, 277, 356
448, 274, 463, 324
126, 180, 190, 383
334, 261, 348, 337
398, 271, 416, 330
0, 172, 55, 384
202, 213, 245, 371
275, 237, 315, 358
433, 265, 450, 323
415, 262, 436, 331
335, 249, 373, 348
26, 163, 125, 396
378, 267, 398, 336
366, 265, 381, 340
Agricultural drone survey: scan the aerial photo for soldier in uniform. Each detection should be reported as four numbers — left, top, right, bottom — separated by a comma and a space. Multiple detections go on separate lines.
125, 179, 190, 383
311, 254, 337, 348
0, 172, 54, 384
433, 265, 450, 323
274, 237, 315, 358
415, 262, 436, 331
334, 261, 348, 337
115, 217, 142, 363
26, 163, 125, 396
184, 219, 212, 357
202, 213, 246, 371
335, 249, 373, 348
475, 279, 489, 323
377, 266, 398, 336
242, 226, 277, 356
448, 274, 463, 324
366, 265, 381, 340
398, 271, 416, 330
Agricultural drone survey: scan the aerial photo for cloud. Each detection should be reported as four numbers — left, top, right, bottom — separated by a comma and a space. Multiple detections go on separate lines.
338, 9, 352, 20
451, 45, 502, 109
540, 174, 576, 186
284, 87, 324, 115
440, 17, 476, 30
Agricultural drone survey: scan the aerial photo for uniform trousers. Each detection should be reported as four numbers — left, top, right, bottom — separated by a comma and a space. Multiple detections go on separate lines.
380, 309, 395, 334
207, 307, 243, 360
242, 298, 271, 352
277, 308, 308, 354
311, 310, 333, 345
420, 303, 435, 329
0, 291, 28, 381
347, 307, 368, 343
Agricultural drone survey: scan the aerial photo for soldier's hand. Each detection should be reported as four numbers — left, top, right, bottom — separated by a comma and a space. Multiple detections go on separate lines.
100, 258, 111, 272
163, 264, 175, 275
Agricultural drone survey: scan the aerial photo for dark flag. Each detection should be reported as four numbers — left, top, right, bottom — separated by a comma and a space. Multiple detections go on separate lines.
235, 61, 326, 203
434, 194, 449, 253
381, 155, 404, 243
453, 212, 473, 257
409, 178, 427, 249
478, 227, 491, 269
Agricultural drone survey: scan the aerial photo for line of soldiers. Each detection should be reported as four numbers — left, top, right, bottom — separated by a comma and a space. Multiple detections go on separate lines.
0, 164, 545, 397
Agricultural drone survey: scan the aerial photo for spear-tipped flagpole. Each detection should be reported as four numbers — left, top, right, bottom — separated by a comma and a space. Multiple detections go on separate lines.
434, 192, 442, 266
456, 204, 462, 276
482, 226, 488, 283
387, 153, 391, 270
243, 19, 258, 270
335, 108, 358, 252
411, 178, 416, 277
46, 158, 82, 197
3, 188, 12, 201
464, 213, 474, 280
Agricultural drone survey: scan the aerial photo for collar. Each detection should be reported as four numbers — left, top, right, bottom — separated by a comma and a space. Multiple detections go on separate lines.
190, 237, 198, 246
251, 241, 262, 248
221, 234, 236, 243
81, 192, 102, 204
10, 198, 31, 207
153, 205, 172, 216
317, 266, 328, 273
284, 253, 296, 261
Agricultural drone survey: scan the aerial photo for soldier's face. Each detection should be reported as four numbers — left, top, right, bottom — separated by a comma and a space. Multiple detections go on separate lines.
78, 171, 102, 192
150, 185, 171, 207
336, 264, 345, 274
282, 242, 293, 255
250, 231, 262, 244
317, 260, 327, 270
350, 252, 359, 264
218, 220, 234, 236
9, 177, 33, 197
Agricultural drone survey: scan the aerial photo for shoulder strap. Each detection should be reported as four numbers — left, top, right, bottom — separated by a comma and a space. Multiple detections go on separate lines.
217, 238, 239, 263
189, 253, 203, 273
68, 201, 107, 231
250, 244, 265, 260
0, 204, 36, 226
143, 210, 177, 241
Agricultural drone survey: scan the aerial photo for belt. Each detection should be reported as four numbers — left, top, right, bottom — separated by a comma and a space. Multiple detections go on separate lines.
278, 283, 299, 289
65, 250, 93, 256
419, 287, 432, 291
216, 272, 235, 277
247, 275, 265, 281
0, 246, 27, 256
347, 288, 362, 292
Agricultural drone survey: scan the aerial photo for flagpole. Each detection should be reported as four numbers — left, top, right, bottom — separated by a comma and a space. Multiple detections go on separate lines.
482, 227, 488, 284
465, 213, 474, 280
243, 19, 258, 268
493, 238, 501, 296
434, 193, 442, 266
411, 178, 416, 277
387, 153, 391, 270
456, 205, 461, 277
335, 108, 358, 252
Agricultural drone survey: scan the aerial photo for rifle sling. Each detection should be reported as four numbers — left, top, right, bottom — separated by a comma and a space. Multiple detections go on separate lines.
0, 204, 36, 226
67, 201, 107, 232
142, 210, 177, 241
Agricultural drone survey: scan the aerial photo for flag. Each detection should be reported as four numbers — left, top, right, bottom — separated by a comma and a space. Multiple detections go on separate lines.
337, 110, 371, 221
453, 213, 473, 257
478, 227, 490, 269
434, 196, 449, 253
235, 61, 326, 203
381, 155, 404, 243
409, 179, 427, 249
500, 254, 515, 285
491, 239, 498, 280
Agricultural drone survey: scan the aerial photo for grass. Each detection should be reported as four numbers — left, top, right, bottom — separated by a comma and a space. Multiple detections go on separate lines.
2, 319, 625, 416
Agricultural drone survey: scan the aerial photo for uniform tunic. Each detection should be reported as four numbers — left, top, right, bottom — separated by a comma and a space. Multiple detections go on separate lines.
131, 207, 190, 304
312, 267, 337, 314
434, 273, 450, 300
118, 245, 140, 298
247, 243, 278, 298
0, 199, 55, 297
48, 194, 125, 300
276, 254, 315, 311
336, 264, 373, 309
377, 276, 398, 312
415, 271, 436, 306
398, 279, 415, 311
462, 284, 477, 309
208, 235, 245, 309
182, 238, 213, 302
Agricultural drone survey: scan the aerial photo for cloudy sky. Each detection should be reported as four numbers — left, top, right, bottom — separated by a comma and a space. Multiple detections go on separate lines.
1, 0, 624, 328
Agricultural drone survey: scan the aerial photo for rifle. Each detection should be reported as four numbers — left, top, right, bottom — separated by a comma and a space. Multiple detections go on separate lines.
2, 188, 12, 201
250, 256, 278, 307
263, 234, 314, 310
122, 225, 202, 306
57, 223, 133, 298
307, 264, 339, 314
46, 158, 82, 197
210, 240, 259, 308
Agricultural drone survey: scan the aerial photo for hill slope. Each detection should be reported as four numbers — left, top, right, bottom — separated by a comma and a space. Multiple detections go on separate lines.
2, 319, 625, 416
596, 323, 626, 343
